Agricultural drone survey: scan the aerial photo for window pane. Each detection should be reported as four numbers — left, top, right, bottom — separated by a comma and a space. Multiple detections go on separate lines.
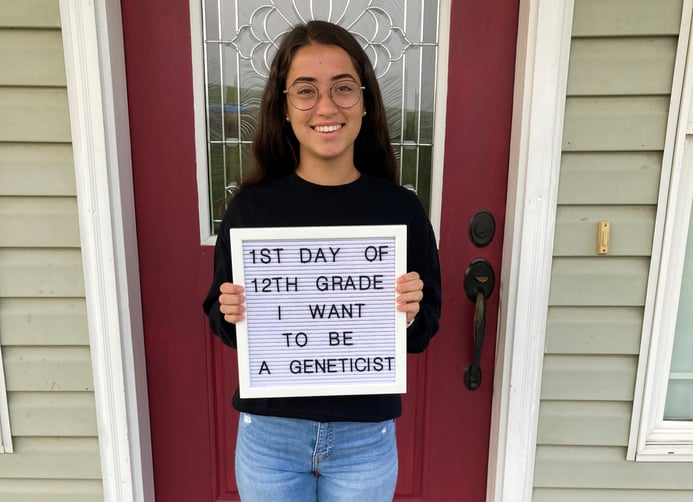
201, 0, 441, 234
664, 204, 693, 421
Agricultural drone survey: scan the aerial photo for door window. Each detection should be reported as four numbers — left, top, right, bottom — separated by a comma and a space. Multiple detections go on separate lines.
195, 0, 442, 236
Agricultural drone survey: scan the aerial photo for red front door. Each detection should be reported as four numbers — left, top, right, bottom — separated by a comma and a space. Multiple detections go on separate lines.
122, 0, 518, 500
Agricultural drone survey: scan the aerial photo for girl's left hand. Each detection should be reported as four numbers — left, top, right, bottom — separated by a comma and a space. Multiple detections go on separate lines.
396, 271, 424, 326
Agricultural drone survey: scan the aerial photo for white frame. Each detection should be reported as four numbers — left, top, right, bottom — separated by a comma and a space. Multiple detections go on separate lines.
59, 1, 154, 501
190, 0, 214, 245
189, 0, 451, 245
486, 0, 574, 499
60, 0, 568, 499
0, 344, 12, 453
628, 0, 693, 462
429, 0, 451, 244
231, 225, 407, 398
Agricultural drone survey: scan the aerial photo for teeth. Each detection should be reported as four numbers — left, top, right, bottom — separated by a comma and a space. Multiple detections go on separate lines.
314, 124, 342, 133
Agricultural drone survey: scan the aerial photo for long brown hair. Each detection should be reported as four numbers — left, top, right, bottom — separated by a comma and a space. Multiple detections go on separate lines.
242, 20, 398, 188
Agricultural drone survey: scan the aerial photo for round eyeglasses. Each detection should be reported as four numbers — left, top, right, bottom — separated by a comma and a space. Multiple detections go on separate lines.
284, 80, 365, 111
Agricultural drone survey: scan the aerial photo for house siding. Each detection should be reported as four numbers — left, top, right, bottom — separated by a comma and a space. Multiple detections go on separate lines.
0, 1, 103, 500
534, 0, 693, 500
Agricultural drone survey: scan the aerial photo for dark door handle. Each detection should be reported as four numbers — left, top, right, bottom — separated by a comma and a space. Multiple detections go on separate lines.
463, 258, 495, 391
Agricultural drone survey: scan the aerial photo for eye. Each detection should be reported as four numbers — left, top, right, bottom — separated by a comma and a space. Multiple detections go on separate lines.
293, 84, 317, 97
333, 81, 357, 94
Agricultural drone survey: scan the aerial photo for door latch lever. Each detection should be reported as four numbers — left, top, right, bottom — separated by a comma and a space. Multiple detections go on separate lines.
463, 258, 495, 391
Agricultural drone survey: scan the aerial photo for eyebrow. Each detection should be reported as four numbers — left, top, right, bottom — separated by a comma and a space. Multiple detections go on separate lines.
290, 73, 359, 84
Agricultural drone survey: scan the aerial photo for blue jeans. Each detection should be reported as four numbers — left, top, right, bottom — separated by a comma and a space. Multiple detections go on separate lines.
235, 413, 398, 502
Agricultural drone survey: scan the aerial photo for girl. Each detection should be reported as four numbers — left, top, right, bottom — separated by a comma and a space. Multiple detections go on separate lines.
203, 20, 441, 502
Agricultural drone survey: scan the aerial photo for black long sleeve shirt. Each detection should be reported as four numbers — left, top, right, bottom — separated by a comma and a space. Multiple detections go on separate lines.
203, 173, 441, 422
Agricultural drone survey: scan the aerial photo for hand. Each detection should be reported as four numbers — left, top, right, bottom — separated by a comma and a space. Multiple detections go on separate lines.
219, 282, 246, 324
396, 271, 423, 326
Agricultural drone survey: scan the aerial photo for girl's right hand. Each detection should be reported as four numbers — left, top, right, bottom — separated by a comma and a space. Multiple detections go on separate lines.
219, 282, 246, 324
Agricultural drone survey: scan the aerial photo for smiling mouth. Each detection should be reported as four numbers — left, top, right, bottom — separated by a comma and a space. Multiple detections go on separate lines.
312, 124, 343, 133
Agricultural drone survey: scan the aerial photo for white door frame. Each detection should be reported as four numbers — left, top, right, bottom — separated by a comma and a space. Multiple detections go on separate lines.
486, 1, 573, 500
58, 0, 572, 500
59, 1, 154, 501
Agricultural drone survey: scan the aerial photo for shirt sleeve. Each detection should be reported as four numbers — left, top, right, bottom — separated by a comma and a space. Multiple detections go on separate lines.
405, 199, 442, 353
202, 199, 240, 348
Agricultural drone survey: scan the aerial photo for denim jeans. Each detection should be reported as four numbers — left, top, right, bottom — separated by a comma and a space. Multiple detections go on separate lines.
235, 413, 398, 502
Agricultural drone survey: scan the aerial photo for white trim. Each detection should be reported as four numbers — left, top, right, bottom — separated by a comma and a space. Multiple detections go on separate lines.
190, 0, 216, 246
628, 0, 693, 462
59, 1, 154, 501
429, 0, 451, 243
486, 0, 574, 500
0, 343, 12, 453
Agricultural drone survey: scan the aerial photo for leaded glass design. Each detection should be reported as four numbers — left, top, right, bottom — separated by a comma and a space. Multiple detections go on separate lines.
201, 0, 440, 234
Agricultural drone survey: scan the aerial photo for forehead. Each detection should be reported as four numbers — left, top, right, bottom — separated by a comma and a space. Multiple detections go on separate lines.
287, 43, 359, 82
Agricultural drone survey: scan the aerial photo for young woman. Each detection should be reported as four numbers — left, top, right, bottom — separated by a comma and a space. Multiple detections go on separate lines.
203, 20, 442, 502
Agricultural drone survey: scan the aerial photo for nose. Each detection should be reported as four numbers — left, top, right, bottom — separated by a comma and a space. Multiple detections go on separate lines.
314, 88, 338, 114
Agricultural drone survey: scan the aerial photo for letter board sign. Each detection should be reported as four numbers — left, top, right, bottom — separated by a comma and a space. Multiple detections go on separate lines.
230, 225, 407, 398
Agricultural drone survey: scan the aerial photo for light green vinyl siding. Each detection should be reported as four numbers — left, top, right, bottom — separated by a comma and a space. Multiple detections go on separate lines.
0, 29, 66, 86
535, 446, 693, 487
0, 88, 71, 142
0, 144, 76, 196
546, 307, 643, 355
0, 1, 60, 28
572, 0, 682, 37
0, 479, 102, 502
554, 207, 656, 256
0, 1, 103, 499
558, 152, 661, 205
535, 490, 693, 502
534, 0, 693, 499
0, 197, 80, 247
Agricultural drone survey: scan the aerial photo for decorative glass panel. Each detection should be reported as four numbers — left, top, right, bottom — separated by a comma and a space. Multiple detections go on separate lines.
201, 0, 441, 234
664, 205, 693, 421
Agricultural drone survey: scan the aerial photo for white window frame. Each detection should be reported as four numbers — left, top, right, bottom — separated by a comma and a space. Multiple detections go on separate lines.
0, 344, 12, 453
189, 0, 450, 246
628, 0, 693, 462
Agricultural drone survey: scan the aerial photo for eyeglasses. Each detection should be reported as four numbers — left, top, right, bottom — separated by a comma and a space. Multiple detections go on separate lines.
284, 79, 365, 111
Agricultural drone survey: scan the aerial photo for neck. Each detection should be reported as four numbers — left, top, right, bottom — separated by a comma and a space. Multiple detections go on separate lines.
295, 161, 360, 186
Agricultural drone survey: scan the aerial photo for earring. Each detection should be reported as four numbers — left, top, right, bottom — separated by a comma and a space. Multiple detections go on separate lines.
363, 111, 367, 117
286, 116, 290, 122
